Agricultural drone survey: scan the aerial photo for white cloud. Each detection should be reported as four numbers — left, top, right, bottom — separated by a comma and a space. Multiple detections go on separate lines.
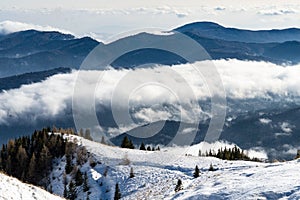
0, 72, 75, 124
258, 9, 296, 16
1, 59, 300, 129
187, 140, 268, 159
1, 1, 300, 37
280, 122, 293, 133
259, 118, 272, 124
0, 20, 74, 35
246, 147, 268, 160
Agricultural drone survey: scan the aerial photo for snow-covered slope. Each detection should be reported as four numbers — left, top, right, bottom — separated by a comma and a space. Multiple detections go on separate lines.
52, 135, 300, 200
0, 172, 63, 200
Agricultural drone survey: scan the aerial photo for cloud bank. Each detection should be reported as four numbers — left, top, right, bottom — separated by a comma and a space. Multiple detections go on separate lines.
1, 59, 300, 128
1, 1, 300, 38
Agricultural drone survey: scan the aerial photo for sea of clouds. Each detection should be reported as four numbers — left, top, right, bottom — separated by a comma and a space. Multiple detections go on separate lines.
1, 59, 300, 127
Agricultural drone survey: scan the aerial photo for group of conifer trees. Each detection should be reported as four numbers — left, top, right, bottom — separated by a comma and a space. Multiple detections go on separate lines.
0, 128, 67, 186
120, 136, 160, 151
62, 141, 90, 200
120, 136, 135, 149
0, 127, 91, 199
139, 142, 160, 151
203, 145, 260, 162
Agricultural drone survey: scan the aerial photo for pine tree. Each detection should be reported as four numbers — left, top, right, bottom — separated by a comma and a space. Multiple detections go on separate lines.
129, 140, 134, 149
83, 172, 89, 192
193, 165, 200, 178
121, 136, 130, 148
209, 163, 215, 171
114, 183, 121, 200
63, 172, 67, 186
27, 153, 37, 183
79, 128, 84, 137
5, 155, 12, 175
63, 183, 68, 198
76, 146, 88, 165
103, 166, 108, 177
146, 146, 151, 151
209, 149, 213, 156
75, 168, 84, 186
121, 136, 134, 149
0, 144, 7, 170
68, 181, 77, 200
65, 154, 73, 174
16, 145, 28, 179
101, 136, 106, 144
84, 129, 93, 141
38, 145, 51, 177
129, 167, 134, 178
175, 179, 183, 192
139, 142, 146, 150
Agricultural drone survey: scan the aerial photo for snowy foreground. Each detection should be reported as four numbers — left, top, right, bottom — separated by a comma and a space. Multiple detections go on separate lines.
0, 172, 63, 200
60, 136, 300, 200
2, 134, 300, 200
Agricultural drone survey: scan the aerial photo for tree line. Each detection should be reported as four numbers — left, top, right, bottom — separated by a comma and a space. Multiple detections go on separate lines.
201, 145, 260, 162
0, 128, 67, 186
120, 136, 160, 151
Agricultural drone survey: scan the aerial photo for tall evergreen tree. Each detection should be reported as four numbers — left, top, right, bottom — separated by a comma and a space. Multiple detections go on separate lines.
175, 179, 183, 192
16, 146, 28, 179
83, 172, 89, 192
79, 128, 84, 137
68, 181, 77, 200
129, 140, 134, 149
209, 163, 215, 171
84, 129, 93, 141
129, 167, 134, 178
27, 153, 37, 183
114, 183, 121, 200
121, 136, 134, 149
75, 168, 84, 186
38, 145, 51, 178
139, 142, 146, 150
65, 154, 73, 174
0, 144, 7, 170
101, 136, 106, 144
5, 155, 12, 175
63, 183, 68, 198
193, 165, 200, 178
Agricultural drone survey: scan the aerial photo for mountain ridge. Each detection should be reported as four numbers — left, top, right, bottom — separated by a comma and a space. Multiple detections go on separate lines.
1, 21, 300, 77
175, 21, 300, 43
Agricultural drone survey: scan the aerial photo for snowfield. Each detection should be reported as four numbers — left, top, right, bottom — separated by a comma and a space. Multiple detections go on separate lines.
59, 137, 300, 200
5, 133, 298, 200
0, 172, 63, 200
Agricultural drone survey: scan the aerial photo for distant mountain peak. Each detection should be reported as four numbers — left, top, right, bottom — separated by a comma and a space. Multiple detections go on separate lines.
175, 21, 300, 43
176, 21, 224, 30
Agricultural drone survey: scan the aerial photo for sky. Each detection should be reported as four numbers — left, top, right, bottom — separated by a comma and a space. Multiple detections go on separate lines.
1, 0, 300, 40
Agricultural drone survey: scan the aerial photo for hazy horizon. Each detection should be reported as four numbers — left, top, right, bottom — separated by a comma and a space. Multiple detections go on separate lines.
1, 0, 300, 40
